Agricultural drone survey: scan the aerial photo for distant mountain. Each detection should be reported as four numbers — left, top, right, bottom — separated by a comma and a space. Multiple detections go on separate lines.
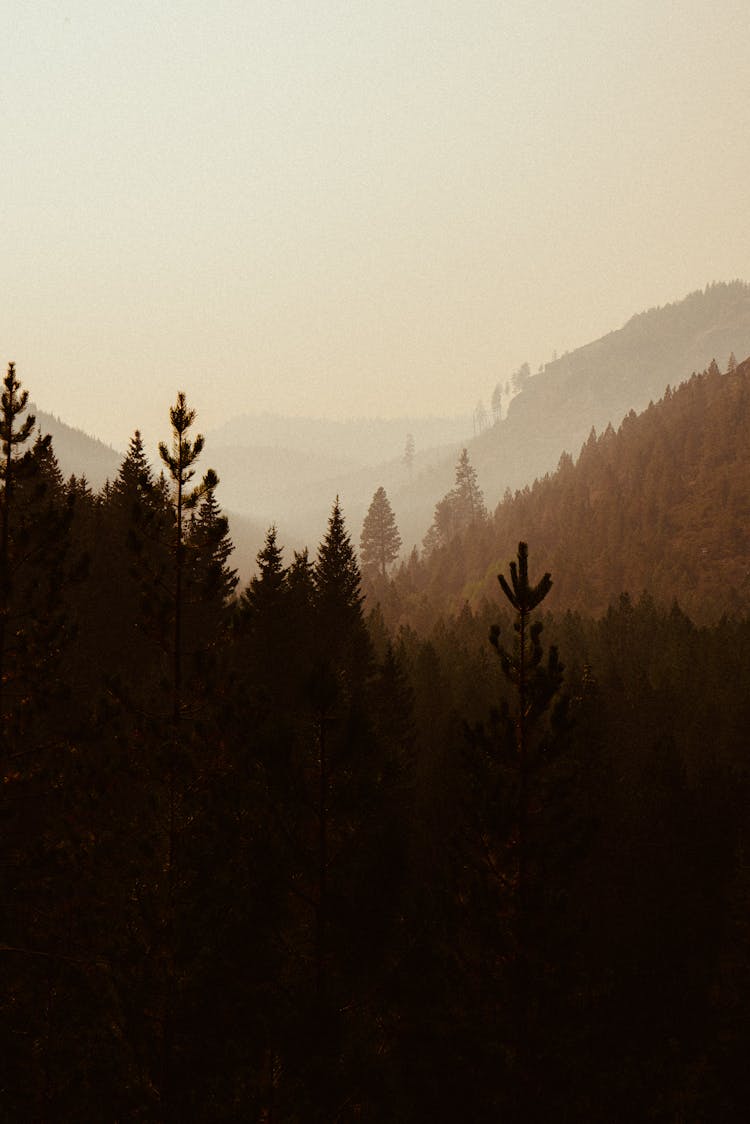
230, 282, 750, 559
31, 282, 750, 585
207, 414, 470, 557
208, 413, 470, 466
461, 281, 750, 511
32, 407, 122, 490
397, 355, 750, 625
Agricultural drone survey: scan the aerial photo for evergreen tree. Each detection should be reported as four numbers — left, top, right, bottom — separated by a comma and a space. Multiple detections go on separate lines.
0, 369, 73, 749
156, 392, 220, 1116
403, 432, 415, 478
185, 484, 237, 624
0, 370, 88, 1117
490, 542, 566, 896
315, 496, 368, 667
454, 447, 487, 524
360, 486, 402, 577
158, 392, 217, 725
237, 525, 293, 699
511, 361, 531, 393
488, 541, 567, 1112
93, 430, 172, 692
424, 447, 487, 553
491, 381, 504, 422
0, 362, 36, 735
242, 524, 285, 622
473, 399, 488, 435
112, 429, 153, 505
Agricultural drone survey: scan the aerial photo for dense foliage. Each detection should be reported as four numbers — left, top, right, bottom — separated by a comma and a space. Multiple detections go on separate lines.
1, 366, 748, 1121
386, 356, 750, 627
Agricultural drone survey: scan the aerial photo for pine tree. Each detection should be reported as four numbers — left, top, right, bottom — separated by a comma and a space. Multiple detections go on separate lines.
315, 497, 367, 662
158, 392, 217, 726
0, 371, 85, 1116
0, 362, 36, 734
308, 500, 371, 1011
97, 430, 171, 685
491, 381, 504, 422
424, 448, 487, 553
0, 368, 73, 749
490, 542, 565, 885
454, 447, 487, 525
236, 525, 291, 701
242, 525, 285, 622
473, 399, 488, 435
403, 433, 415, 479
155, 392, 219, 1115
186, 485, 237, 616
360, 486, 402, 577
112, 429, 153, 505
489, 541, 567, 1110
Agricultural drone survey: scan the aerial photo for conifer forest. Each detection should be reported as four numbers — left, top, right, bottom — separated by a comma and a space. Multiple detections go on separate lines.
1, 359, 749, 1123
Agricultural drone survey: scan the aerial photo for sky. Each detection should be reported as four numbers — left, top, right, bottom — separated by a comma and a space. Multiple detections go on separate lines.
2, 0, 750, 450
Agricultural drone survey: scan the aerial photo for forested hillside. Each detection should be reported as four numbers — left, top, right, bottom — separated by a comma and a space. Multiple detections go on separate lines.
326, 281, 750, 555
28, 284, 750, 566
464, 280, 750, 509
2, 361, 748, 1121
32, 407, 122, 490
385, 354, 750, 626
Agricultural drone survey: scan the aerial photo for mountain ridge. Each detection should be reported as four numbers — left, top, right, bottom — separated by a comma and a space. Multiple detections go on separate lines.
23, 281, 750, 582
389, 353, 750, 626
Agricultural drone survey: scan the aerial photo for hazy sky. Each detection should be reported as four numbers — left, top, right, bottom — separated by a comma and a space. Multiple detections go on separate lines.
3, 1, 750, 449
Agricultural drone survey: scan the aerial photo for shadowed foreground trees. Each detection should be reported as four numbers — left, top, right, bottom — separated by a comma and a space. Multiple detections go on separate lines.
1, 372, 748, 1120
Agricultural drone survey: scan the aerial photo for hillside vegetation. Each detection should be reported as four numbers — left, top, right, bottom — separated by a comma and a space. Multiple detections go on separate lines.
458, 281, 750, 507
2, 363, 748, 1120
383, 354, 750, 625
28, 283, 750, 564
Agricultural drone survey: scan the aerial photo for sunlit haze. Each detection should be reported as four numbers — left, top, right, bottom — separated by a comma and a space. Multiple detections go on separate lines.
3, 0, 749, 449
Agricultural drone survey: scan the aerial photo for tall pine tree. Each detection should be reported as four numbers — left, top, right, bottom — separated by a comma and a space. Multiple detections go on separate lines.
360, 486, 402, 577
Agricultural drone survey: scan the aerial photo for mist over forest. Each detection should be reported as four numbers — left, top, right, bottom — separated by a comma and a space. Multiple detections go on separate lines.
3, 282, 750, 1120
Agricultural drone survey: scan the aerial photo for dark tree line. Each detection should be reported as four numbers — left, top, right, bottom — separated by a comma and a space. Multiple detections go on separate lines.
1, 365, 748, 1121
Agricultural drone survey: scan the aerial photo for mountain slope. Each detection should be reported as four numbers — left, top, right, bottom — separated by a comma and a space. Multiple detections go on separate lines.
312, 283, 750, 557
33, 408, 122, 489
437, 281, 750, 520
393, 355, 750, 625
208, 412, 469, 466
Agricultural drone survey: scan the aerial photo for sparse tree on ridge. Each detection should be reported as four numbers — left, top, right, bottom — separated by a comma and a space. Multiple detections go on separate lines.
403, 432, 415, 479
512, 361, 531, 394
473, 399, 488, 435
491, 382, 503, 422
360, 486, 402, 577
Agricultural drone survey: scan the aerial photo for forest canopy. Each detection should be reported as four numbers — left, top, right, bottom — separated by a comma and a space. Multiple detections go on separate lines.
1, 365, 748, 1122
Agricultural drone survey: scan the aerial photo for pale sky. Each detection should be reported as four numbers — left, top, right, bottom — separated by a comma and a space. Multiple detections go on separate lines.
2, 1, 749, 450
